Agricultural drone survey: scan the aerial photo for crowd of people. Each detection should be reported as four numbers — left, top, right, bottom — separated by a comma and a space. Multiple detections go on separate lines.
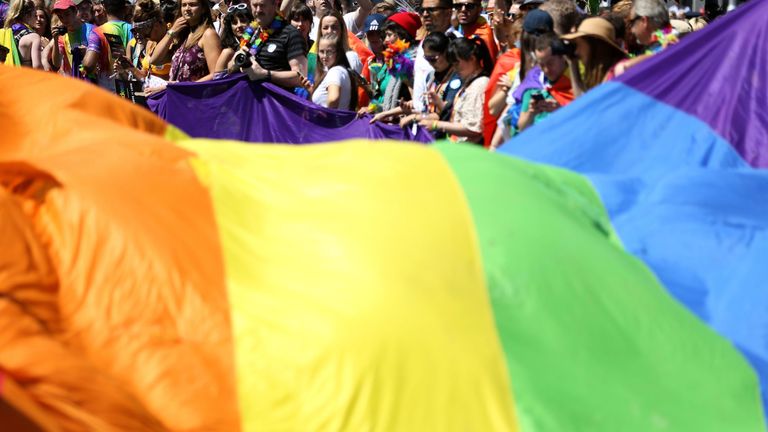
1, 0, 733, 147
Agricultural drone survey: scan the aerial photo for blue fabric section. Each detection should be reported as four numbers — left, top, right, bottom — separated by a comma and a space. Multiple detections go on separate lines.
499, 81, 768, 422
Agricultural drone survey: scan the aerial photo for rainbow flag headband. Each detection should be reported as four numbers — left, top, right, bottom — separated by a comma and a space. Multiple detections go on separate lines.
239, 15, 286, 56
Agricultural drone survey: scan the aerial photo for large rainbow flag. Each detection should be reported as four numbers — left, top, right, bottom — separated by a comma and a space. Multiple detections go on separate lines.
501, 0, 768, 421
0, 2, 766, 429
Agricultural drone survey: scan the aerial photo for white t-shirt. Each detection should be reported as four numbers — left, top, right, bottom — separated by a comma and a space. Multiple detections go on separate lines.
346, 50, 362, 73
412, 44, 433, 113
312, 65, 352, 110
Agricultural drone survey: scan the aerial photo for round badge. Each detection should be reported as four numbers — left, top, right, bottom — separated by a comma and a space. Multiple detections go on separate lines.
449, 79, 461, 90
267, 43, 277, 53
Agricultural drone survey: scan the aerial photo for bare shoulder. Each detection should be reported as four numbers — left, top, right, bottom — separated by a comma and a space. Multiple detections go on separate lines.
203, 27, 220, 40
198, 27, 220, 47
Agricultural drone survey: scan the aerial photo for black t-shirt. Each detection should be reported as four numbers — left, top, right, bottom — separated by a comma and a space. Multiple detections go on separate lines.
255, 23, 306, 72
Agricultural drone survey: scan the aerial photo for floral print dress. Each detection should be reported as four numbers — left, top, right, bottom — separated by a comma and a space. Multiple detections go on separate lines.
169, 43, 208, 82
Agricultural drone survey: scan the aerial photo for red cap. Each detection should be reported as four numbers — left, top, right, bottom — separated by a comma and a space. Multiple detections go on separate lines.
386, 12, 422, 39
53, 0, 77, 11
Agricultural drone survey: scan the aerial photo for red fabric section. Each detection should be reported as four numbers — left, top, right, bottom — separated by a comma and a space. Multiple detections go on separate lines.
482, 49, 520, 147
463, 21, 498, 62
549, 71, 575, 107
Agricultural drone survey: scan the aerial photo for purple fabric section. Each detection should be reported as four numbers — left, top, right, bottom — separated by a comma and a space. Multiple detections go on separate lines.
512, 66, 543, 102
618, 0, 768, 168
147, 74, 433, 144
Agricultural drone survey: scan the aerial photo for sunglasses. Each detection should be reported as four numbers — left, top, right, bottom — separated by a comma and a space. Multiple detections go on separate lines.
418, 6, 450, 14
424, 54, 440, 63
130, 23, 154, 36
453, 2, 478, 11
227, 3, 248, 12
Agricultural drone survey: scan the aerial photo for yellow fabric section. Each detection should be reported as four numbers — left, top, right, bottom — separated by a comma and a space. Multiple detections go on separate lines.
180, 139, 519, 432
163, 124, 189, 142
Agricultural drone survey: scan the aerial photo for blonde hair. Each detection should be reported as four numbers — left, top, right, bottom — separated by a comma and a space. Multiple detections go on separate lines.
4, 0, 35, 28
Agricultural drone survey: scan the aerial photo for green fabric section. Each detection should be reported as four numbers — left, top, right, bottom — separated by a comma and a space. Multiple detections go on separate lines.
436, 142, 765, 432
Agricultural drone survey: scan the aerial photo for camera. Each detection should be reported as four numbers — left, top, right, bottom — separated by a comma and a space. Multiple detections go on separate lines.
233, 50, 253, 69
53, 25, 67, 35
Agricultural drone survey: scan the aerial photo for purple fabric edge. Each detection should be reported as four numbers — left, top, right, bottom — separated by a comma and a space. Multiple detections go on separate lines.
617, 1, 768, 168
148, 74, 434, 144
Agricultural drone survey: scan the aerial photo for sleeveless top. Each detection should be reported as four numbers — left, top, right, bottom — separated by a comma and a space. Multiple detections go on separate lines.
169, 43, 208, 82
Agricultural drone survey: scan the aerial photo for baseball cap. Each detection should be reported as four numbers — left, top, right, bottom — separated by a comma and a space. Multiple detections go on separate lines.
53, 0, 77, 10
523, 9, 553, 35
386, 11, 421, 39
364, 13, 386, 33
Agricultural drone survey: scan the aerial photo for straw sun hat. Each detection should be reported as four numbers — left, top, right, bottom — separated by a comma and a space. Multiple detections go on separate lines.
561, 17, 625, 55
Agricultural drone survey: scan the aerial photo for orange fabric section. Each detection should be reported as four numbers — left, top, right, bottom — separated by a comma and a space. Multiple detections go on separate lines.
549, 70, 575, 107
348, 31, 373, 107
463, 21, 499, 62
0, 67, 238, 431
483, 48, 520, 147
1, 371, 59, 432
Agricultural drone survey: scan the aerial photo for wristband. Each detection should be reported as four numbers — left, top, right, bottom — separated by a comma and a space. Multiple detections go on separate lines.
166, 29, 175, 38
431, 121, 438, 132
266, 69, 271, 82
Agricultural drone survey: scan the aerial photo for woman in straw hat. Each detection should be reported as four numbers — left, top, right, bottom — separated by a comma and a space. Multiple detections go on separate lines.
561, 16, 627, 97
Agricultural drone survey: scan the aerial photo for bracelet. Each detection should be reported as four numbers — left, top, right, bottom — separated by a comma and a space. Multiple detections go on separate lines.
266, 69, 271, 82
431, 121, 438, 132
166, 29, 175, 38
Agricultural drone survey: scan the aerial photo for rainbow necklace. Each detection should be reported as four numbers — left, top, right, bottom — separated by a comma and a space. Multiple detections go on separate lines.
239, 15, 286, 57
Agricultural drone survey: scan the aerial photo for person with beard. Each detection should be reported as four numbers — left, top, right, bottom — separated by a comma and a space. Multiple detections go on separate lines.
74, 0, 94, 24
517, 31, 574, 131
411, 0, 456, 114
236, 0, 308, 89
453, 0, 497, 61
92, 0, 108, 25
